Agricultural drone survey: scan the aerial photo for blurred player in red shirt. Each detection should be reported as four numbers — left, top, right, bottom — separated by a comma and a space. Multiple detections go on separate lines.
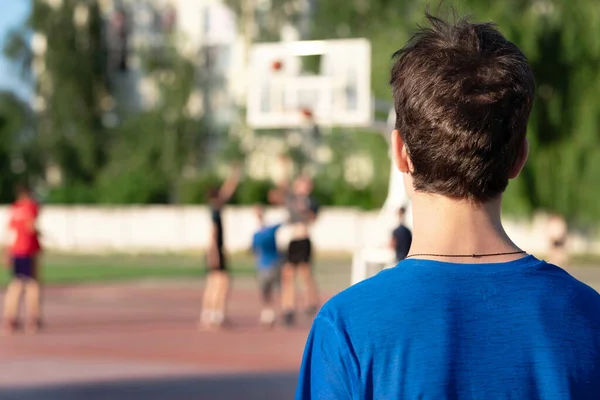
2, 183, 42, 335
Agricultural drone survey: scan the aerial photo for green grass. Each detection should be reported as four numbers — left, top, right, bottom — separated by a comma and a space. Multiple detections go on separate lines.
0, 253, 353, 288
0, 254, 255, 286
3, 252, 600, 290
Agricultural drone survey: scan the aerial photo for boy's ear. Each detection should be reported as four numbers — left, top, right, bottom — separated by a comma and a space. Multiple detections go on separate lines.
509, 138, 529, 179
391, 130, 413, 173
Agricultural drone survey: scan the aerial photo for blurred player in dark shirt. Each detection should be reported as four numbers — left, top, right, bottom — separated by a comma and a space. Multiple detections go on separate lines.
391, 207, 412, 262
199, 166, 241, 329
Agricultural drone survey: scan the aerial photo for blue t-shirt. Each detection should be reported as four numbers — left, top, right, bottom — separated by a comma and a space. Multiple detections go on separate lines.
296, 256, 600, 399
252, 224, 282, 270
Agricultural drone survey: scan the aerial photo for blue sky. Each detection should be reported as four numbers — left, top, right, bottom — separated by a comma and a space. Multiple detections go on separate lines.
0, 0, 31, 100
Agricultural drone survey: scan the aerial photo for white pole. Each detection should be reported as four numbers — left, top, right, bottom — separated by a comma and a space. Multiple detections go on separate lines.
351, 250, 367, 285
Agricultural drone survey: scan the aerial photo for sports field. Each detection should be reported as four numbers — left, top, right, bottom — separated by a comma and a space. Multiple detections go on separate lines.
1, 254, 599, 400
0, 253, 351, 400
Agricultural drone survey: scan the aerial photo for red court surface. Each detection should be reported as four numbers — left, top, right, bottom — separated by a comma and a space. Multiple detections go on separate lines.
0, 282, 332, 400
2, 267, 598, 400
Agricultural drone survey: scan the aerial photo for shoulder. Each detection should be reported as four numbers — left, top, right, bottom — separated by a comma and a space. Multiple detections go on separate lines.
314, 266, 423, 354
268, 225, 282, 235
392, 225, 410, 236
400, 225, 411, 234
10, 200, 33, 215
28, 200, 39, 212
525, 262, 600, 329
319, 264, 421, 325
539, 263, 600, 303
530, 261, 597, 291
267, 223, 282, 232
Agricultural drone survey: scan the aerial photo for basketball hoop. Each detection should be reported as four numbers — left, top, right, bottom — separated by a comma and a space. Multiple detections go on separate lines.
247, 39, 371, 129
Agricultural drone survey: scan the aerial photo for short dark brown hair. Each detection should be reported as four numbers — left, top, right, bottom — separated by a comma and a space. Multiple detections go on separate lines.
390, 13, 535, 202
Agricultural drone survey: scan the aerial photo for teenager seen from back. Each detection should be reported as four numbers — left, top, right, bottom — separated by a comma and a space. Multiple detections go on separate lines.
296, 13, 600, 400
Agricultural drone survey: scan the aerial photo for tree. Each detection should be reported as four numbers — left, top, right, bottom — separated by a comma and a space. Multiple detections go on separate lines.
5, 1, 211, 204
95, 19, 209, 204
491, 0, 600, 223
308, 0, 600, 221
5, 0, 112, 190
0, 91, 38, 202
225, 0, 307, 42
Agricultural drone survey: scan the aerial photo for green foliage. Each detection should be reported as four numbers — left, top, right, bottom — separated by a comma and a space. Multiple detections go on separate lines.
95, 169, 170, 205
21, 1, 109, 184
4, 0, 599, 219
506, 0, 600, 223
4, 1, 210, 204
224, 0, 305, 41
45, 182, 97, 204
218, 135, 247, 164
179, 175, 272, 205
0, 91, 38, 203
179, 175, 222, 204
312, 178, 384, 210
311, 129, 390, 209
133, 33, 206, 203
307, 0, 600, 220
232, 179, 272, 205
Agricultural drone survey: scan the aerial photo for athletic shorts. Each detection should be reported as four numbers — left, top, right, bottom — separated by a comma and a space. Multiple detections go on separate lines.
258, 267, 280, 297
287, 238, 312, 266
205, 249, 227, 272
12, 256, 34, 279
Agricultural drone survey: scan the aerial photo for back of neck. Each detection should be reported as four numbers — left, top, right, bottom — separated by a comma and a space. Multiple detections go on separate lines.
408, 194, 523, 263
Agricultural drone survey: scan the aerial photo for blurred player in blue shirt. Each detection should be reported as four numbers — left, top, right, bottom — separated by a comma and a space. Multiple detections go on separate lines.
251, 206, 283, 326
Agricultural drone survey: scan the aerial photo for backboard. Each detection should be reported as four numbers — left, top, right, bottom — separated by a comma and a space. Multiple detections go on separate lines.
246, 39, 372, 129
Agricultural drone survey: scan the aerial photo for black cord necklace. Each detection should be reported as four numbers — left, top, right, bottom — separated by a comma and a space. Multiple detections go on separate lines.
405, 250, 527, 259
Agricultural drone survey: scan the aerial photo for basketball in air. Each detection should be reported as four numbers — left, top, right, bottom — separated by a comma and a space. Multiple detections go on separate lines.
271, 60, 283, 71
301, 108, 313, 118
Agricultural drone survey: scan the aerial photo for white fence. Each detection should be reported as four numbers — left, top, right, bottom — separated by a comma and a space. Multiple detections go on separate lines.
0, 206, 597, 255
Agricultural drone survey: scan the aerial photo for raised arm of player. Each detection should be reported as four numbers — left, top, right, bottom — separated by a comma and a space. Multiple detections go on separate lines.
277, 155, 294, 189
218, 164, 242, 204
269, 155, 293, 205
